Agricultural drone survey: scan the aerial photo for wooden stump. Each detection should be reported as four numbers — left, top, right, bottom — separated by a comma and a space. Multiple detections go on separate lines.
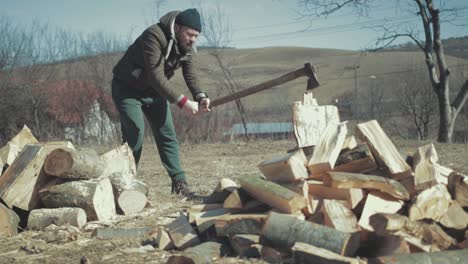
44, 148, 104, 179
261, 211, 360, 256
0, 203, 20, 236
40, 178, 115, 221
108, 172, 148, 215
292, 92, 340, 148
28, 207, 87, 230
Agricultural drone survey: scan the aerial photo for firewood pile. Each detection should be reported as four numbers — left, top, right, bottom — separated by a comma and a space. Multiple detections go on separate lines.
161, 93, 468, 263
0, 125, 148, 234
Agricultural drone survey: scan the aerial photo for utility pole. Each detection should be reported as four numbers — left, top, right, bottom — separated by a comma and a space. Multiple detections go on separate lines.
344, 64, 360, 121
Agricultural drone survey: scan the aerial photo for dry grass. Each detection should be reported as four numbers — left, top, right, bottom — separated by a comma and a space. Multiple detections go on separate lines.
0, 136, 466, 263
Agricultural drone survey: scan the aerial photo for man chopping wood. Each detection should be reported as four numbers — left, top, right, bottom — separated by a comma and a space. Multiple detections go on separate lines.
111, 8, 210, 197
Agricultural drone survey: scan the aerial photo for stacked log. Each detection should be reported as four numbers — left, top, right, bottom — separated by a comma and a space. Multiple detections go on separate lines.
161, 93, 468, 263
0, 127, 149, 233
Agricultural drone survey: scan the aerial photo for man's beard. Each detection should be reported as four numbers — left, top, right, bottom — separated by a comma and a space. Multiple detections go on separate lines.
177, 42, 192, 54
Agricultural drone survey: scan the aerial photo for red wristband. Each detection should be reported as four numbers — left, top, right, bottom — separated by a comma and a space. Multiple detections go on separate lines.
177, 96, 188, 109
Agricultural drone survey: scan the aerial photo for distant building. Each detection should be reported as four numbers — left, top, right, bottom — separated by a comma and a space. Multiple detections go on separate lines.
224, 122, 294, 141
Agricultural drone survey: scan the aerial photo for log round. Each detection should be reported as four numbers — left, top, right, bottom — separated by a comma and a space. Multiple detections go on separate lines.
28, 207, 87, 230
109, 173, 148, 215
261, 211, 360, 257
40, 178, 115, 221
44, 148, 104, 179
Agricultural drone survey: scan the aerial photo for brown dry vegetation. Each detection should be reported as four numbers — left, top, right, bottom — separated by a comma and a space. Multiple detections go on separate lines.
0, 135, 466, 264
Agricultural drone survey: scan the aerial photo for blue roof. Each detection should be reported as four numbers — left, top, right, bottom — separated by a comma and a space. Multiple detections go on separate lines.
225, 122, 293, 136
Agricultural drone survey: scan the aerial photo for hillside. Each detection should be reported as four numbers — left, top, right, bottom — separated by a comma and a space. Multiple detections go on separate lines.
388, 36, 468, 60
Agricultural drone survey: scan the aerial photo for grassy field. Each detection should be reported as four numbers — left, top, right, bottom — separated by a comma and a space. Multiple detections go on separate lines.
0, 135, 466, 263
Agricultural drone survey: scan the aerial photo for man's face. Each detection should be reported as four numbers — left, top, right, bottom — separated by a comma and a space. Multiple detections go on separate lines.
175, 24, 200, 52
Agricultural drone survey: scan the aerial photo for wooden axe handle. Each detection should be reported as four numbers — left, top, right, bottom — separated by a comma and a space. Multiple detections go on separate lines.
210, 63, 316, 108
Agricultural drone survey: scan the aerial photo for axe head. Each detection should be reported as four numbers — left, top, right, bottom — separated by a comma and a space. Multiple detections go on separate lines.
304, 63, 320, 90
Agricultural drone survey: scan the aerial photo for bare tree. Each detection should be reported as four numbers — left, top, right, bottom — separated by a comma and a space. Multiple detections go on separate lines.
298, 0, 468, 143
193, 1, 250, 139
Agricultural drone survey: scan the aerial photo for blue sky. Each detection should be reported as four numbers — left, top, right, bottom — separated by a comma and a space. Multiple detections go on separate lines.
1, 0, 467, 50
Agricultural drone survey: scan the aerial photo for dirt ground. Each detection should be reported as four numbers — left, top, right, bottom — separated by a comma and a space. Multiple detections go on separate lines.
0, 138, 467, 264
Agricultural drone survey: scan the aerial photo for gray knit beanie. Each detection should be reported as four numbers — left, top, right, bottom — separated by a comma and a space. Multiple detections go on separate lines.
175, 8, 202, 33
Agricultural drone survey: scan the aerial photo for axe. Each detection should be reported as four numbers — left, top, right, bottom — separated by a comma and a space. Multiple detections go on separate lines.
210, 63, 319, 108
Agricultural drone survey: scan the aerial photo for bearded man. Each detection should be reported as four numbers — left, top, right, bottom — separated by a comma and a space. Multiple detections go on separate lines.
111, 8, 209, 196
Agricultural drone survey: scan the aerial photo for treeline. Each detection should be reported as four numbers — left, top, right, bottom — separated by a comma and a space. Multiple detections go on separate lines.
387, 36, 468, 59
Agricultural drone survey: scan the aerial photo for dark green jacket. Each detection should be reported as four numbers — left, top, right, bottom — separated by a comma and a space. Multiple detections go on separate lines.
113, 11, 202, 103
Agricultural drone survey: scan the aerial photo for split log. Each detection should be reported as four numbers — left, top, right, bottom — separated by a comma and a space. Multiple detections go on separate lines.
108, 172, 148, 215
223, 189, 251, 209
0, 125, 38, 167
308, 180, 364, 209
293, 242, 365, 264
257, 149, 308, 183
324, 171, 410, 200
370, 249, 468, 264
150, 227, 175, 250
0, 157, 3, 175
439, 202, 468, 230
321, 199, 360, 233
342, 136, 358, 152
412, 144, 440, 190
448, 172, 468, 207
44, 148, 104, 179
214, 214, 267, 236
92, 226, 151, 239
194, 208, 236, 233
358, 192, 403, 231
166, 241, 229, 264
0, 142, 74, 210
369, 213, 456, 251
0, 203, 19, 236
229, 234, 261, 258
285, 180, 314, 214
334, 144, 378, 174
100, 143, 137, 178
308, 121, 348, 178
261, 211, 360, 256
203, 178, 238, 204
40, 178, 115, 221
188, 204, 223, 224
409, 184, 451, 222
238, 174, 307, 214
398, 177, 417, 199
292, 92, 340, 148
167, 214, 200, 250
356, 120, 412, 180
28, 207, 87, 230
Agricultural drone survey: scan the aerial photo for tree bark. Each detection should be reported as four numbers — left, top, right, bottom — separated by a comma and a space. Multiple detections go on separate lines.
28, 207, 87, 230
40, 178, 115, 221
261, 211, 360, 256
44, 148, 105, 179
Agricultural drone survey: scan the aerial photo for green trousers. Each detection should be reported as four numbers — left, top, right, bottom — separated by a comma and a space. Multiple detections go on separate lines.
111, 78, 186, 180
